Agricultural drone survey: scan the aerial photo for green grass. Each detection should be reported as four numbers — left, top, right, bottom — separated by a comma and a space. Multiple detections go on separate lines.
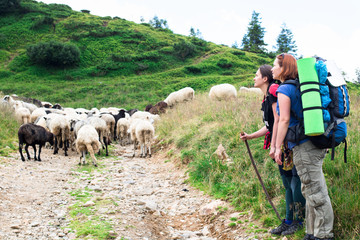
156, 92, 360, 240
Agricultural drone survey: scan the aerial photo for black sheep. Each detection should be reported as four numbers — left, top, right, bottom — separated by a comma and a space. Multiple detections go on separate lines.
111, 109, 126, 140
18, 123, 54, 162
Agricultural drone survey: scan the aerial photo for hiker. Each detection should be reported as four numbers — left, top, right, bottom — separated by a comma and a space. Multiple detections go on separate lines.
273, 53, 334, 240
240, 64, 305, 236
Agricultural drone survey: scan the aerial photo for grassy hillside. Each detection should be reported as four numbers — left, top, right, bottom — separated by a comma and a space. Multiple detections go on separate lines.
156, 92, 360, 239
0, 0, 271, 110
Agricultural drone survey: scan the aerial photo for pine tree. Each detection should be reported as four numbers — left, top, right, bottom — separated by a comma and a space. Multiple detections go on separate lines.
355, 68, 360, 83
149, 16, 168, 29
275, 23, 297, 56
241, 11, 267, 53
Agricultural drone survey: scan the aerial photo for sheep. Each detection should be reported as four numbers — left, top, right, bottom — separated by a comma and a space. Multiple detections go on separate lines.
239, 86, 263, 95
14, 106, 31, 124
149, 101, 168, 114
75, 124, 101, 167
52, 103, 63, 110
2, 95, 16, 107
41, 101, 53, 108
135, 120, 155, 158
30, 108, 47, 123
128, 117, 154, 157
116, 117, 130, 146
145, 104, 153, 112
4, 95, 38, 113
34, 116, 49, 131
111, 109, 126, 140
44, 114, 70, 156
100, 113, 116, 141
86, 116, 110, 156
63, 107, 77, 115
209, 83, 237, 100
131, 111, 160, 123
164, 87, 195, 107
126, 108, 138, 116
18, 123, 54, 162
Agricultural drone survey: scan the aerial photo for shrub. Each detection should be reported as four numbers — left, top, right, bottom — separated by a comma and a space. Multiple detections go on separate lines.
30, 15, 54, 30
27, 40, 81, 67
217, 59, 233, 68
173, 39, 196, 60
185, 66, 202, 74
231, 50, 245, 56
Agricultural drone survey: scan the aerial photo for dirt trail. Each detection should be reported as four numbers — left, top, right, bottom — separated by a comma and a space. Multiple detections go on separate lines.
0, 143, 274, 240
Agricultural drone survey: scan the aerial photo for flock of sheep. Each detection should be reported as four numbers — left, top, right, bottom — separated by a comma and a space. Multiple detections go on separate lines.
2, 83, 261, 167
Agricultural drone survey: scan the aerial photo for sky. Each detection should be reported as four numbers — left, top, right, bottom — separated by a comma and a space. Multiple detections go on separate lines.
36, 0, 360, 81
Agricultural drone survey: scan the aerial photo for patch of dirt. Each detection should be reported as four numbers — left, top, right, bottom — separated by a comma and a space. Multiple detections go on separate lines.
0, 142, 275, 240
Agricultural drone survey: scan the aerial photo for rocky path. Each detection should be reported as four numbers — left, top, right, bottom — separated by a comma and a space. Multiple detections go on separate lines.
0, 143, 275, 240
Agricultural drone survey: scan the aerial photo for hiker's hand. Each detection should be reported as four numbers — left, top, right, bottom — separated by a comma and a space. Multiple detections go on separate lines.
240, 132, 250, 141
269, 147, 275, 159
275, 148, 282, 165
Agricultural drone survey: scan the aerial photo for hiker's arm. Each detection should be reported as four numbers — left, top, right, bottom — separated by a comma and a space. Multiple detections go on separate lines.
275, 93, 290, 165
240, 126, 268, 141
269, 102, 279, 159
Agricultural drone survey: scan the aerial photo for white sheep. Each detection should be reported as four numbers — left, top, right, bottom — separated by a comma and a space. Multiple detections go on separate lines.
12, 99, 38, 113
135, 120, 155, 158
14, 106, 31, 124
63, 107, 77, 115
164, 87, 195, 107
239, 86, 263, 95
30, 108, 47, 123
86, 116, 110, 156
44, 114, 70, 156
209, 83, 237, 100
131, 111, 160, 123
116, 117, 130, 146
75, 124, 101, 167
128, 117, 154, 157
100, 113, 116, 140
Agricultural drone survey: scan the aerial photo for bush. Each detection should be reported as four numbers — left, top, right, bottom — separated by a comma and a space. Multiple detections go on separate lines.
217, 59, 233, 69
30, 15, 54, 30
173, 39, 196, 60
27, 40, 81, 67
185, 66, 202, 74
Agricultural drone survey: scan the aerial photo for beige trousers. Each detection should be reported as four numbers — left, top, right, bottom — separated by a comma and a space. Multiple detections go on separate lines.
293, 140, 334, 239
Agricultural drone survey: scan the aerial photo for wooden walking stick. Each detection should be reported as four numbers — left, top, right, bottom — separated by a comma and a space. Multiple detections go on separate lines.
241, 132, 282, 221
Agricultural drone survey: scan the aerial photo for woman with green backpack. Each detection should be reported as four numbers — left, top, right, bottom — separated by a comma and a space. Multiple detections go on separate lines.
273, 53, 334, 240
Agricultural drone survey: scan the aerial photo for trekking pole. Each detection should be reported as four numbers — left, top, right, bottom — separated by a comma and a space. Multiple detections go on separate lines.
241, 133, 282, 221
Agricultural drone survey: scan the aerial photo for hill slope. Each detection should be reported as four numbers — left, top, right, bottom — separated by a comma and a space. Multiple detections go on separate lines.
0, 0, 272, 109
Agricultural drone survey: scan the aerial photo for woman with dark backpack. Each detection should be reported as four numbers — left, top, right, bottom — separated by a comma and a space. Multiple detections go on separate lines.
273, 53, 333, 240
240, 63, 305, 236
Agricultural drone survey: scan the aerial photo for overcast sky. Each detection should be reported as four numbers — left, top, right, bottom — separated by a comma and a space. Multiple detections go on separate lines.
37, 0, 360, 81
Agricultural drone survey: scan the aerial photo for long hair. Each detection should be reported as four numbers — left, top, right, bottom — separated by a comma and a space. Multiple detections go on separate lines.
259, 64, 274, 84
277, 53, 298, 80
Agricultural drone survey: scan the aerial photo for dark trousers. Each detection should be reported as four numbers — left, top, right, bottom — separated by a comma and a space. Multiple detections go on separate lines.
279, 165, 306, 222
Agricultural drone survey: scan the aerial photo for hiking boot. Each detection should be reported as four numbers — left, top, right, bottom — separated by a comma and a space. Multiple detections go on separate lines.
281, 221, 303, 235
303, 234, 315, 240
270, 219, 290, 235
